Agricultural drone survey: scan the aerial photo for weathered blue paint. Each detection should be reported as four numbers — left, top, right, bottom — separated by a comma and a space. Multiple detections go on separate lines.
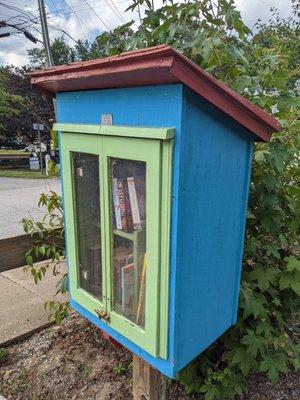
57, 83, 254, 377
173, 87, 253, 371
57, 84, 184, 378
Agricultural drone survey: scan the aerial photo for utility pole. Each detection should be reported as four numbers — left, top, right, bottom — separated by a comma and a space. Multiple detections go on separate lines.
37, 0, 54, 67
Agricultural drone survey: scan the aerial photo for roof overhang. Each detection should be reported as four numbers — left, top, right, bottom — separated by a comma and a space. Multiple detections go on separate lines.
29, 45, 281, 142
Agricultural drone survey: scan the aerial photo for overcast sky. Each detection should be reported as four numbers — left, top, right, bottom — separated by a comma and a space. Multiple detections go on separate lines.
0, 0, 293, 67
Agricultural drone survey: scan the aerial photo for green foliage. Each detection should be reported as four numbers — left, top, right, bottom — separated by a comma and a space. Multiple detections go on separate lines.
44, 299, 70, 324
28, 37, 77, 69
22, 191, 70, 323
0, 348, 7, 359
0, 69, 25, 139
89, 24, 134, 59
113, 362, 127, 376
122, 1, 299, 398
22, 1, 299, 397
0, 66, 54, 148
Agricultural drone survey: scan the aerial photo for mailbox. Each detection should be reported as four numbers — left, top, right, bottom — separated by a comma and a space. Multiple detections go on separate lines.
30, 45, 280, 378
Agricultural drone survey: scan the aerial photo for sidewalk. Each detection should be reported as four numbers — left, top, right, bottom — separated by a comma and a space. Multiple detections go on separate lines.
0, 262, 67, 346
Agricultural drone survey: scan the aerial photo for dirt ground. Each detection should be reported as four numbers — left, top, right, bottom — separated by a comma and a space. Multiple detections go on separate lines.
0, 314, 299, 400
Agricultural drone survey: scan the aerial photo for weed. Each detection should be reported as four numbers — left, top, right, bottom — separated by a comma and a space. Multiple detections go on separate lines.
113, 363, 126, 376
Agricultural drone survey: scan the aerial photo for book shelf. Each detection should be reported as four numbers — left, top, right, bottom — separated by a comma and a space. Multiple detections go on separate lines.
113, 229, 135, 241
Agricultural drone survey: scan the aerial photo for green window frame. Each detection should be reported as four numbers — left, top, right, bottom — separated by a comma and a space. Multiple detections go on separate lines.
58, 124, 173, 358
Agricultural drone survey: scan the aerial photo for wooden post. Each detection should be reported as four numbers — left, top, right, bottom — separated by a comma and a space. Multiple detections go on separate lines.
132, 355, 167, 400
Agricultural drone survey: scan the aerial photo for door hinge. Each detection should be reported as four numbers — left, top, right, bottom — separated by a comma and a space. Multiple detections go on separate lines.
95, 308, 110, 323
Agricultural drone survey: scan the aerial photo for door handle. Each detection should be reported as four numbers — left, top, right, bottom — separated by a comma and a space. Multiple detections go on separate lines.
95, 308, 110, 322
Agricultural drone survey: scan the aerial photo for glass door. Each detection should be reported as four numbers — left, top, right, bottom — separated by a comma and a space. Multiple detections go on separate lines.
60, 128, 168, 358
61, 133, 107, 315
102, 136, 161, 357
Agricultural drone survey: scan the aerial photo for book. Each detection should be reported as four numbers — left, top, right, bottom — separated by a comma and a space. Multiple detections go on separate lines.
134, 176, 146, 227
117, 179, 133, 233
88, 244, 102, 298
127, 176, 143, 230
113, 247, 133, 307
136, 253, 147, 326
112, 178, 122, 229
121, 262, 135, 318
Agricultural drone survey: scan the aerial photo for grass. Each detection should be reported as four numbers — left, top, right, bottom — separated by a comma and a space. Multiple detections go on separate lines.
0, 169, 50, 179
0, 149, 29, 155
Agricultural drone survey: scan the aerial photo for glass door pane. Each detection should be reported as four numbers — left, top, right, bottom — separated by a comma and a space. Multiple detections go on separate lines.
109, 158, 146, 328
72, 152, 102, 300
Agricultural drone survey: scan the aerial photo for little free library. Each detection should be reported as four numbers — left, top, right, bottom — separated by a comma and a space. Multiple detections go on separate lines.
30, 45, 281, 378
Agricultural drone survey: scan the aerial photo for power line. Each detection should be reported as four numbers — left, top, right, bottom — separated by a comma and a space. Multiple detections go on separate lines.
49, 0, 69, 27
103, 0, 126, 24
61, 0, 91, 37
49, 0, 130, 17
48, 0, 82, 43
0, 1, 83, 47
0, 2, 39, 21
81, 0, 111, 31
0, 20, 38, 43
110, 0, 127, 23
48, 23, 79, 44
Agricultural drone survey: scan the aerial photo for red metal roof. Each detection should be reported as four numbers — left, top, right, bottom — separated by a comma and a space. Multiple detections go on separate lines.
29, 45, 281, 142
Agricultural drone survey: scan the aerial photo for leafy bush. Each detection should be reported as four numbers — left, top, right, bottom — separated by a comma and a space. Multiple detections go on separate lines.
23, 0, 299, 397
124, 1, 299, 398
22, 191, 69, 323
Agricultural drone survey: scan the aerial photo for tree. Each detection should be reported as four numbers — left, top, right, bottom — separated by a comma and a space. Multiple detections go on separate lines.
27, 26, 135, 69
0, 70, 25, 145
28, 37, 77, 69
89, 23, 134, 58
121, 1, 299, 397
0, 66, 54, 147
23, 1, 299, 398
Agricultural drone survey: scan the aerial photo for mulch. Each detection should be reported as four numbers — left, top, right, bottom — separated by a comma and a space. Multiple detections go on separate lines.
0, 314, 299, 399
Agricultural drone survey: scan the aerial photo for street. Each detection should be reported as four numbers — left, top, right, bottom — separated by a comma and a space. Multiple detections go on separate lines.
0, 177, 61, 239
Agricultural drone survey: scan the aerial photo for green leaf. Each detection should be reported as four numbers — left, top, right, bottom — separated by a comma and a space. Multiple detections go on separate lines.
26, 254, 33, 267
233, 75, 252, 92
279, 270, 300, 296
201, 383, 219, 400
39, 246, 46, 256
254, 150, 270, 163
248, 268, 276, 291
256, 321, 274, 338
242, 292, 268, 319
241, 330, 266, 357
231, 347, 257, 375
259, 353, 288, 382
285, 256, 300, 272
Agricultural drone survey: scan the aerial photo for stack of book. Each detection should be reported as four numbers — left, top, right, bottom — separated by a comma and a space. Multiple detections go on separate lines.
112, 176, 146, 233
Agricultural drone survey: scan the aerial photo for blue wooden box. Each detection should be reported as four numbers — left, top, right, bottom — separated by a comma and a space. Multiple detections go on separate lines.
30, 45, 280, 378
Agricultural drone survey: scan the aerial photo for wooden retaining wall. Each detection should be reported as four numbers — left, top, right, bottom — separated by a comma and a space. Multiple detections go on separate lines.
0, 231, 62, 273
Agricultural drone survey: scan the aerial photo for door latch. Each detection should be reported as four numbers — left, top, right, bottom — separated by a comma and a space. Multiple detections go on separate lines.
95, 308, 110, 322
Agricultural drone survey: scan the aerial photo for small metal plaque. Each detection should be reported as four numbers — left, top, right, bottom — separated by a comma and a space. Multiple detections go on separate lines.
101, 114, 113, 125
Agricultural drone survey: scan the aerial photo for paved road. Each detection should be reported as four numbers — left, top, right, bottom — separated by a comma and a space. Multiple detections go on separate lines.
0, 177, 61, 239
